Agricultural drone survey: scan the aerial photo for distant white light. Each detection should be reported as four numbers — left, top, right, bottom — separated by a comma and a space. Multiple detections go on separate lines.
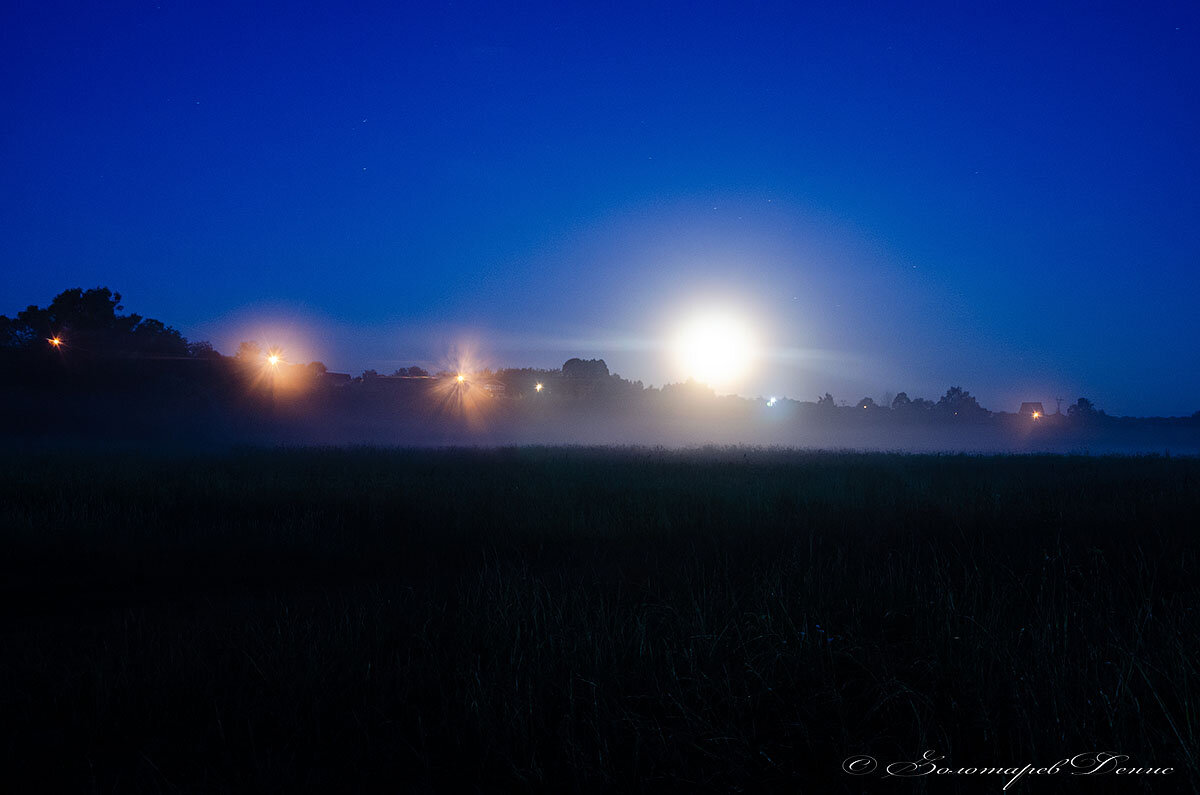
673, 310, 758, 389
535, 382, 543, 392
767, 397, 777, 407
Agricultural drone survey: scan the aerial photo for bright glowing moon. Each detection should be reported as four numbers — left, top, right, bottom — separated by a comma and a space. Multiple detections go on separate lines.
673, 311, 758, 389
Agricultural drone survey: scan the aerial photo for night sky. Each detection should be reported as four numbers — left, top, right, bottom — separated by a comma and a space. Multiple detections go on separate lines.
3, 1, 1198, 415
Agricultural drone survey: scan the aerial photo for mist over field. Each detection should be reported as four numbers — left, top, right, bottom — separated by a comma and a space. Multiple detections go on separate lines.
5, 288, 1198, 456
3, 302, 1198, 793
8, 365, 1199, 456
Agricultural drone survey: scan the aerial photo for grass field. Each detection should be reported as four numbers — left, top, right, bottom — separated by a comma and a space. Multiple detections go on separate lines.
1, 447, 1197, 792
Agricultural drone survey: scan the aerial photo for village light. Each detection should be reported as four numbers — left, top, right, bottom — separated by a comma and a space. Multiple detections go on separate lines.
456, 374, 465, 383
1032, 411, 1041, 420
535, 382, 543, 392
767, 397, 777, 407
48, 336, 63, 347
267, 354, 281, 366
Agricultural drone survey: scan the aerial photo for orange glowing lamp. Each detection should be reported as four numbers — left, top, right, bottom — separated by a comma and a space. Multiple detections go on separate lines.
456, 374, 465, 383
48, 336, 63, 348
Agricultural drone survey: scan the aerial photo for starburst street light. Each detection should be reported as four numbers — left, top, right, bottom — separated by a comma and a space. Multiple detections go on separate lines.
1032, 411, 1041, 420
456, 374, 465, 383
535, 382, 543, 392
48, 336, 63, 348
267, 354, 281, 366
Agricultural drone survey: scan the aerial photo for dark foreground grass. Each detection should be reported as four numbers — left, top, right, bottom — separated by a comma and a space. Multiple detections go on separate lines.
1, 447, 1197, 793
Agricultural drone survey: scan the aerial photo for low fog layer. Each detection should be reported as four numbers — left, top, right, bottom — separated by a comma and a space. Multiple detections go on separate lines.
4, 289, 1198, 454
7, 357, 1198, 455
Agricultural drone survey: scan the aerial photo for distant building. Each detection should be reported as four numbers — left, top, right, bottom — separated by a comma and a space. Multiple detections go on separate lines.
321, 372, 352, 386
1018, 402, 1045, 417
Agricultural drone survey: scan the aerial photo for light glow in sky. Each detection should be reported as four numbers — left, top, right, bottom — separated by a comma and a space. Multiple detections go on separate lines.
671, 309, 759, 392
2, 1, 1199, 415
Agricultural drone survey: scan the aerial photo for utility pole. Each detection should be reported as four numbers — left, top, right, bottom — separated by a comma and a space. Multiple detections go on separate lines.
1055, 396, 1063, 415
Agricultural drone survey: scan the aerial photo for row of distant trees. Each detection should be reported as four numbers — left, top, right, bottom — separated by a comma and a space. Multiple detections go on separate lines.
1, 287, 202, 358
822, 387, 990, 416
0, 287, 1164, 423
831, 389, 1103, 419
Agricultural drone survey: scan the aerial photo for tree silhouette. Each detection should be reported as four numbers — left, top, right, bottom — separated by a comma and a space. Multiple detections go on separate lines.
187, 340, 222, 359
1068, 397, 1102, 419
0, 287, 190, 357
937, 386, 988, 417
562, 358, 609, 380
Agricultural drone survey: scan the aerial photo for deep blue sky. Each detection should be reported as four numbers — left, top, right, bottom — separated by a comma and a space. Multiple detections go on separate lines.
3, 1, 1198, 415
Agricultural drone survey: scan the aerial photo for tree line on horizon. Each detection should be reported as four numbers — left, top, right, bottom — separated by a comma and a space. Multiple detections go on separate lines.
1, 287, 1192, 423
